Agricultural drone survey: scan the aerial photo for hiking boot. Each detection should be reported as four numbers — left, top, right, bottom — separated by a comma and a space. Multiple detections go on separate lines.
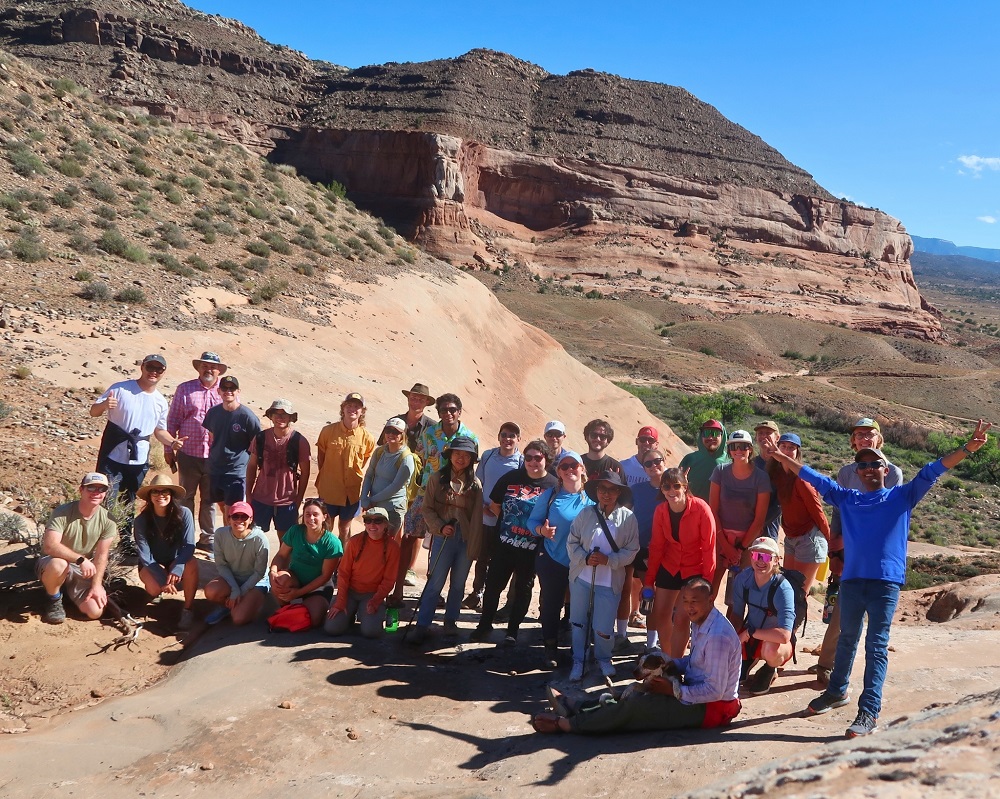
462, 592, 483, 611
569, 660, 584, 682
846, 710, 878, 738
403, 569, 418, 587
543, 640, 559, 669
405, 625, 429, 646
747, 664, 776, 696
178, 607, 195, 631
494, 604, 510, 624
42, 595, 66, 625
469, 625, 490, 643
807, 691, 851, 715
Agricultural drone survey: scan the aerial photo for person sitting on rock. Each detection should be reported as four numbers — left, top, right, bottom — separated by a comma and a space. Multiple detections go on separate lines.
36, 472, 118, 624
531, 577, 741, 734
133, 473, 199, 631
325, 507, 400, 638
203, 501, 270, 625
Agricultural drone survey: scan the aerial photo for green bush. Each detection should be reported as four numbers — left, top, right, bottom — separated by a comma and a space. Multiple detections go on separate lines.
97, 228, 146, 262
67, 232, 97, 254
7, 143, 47, 177
73, 269, 93, 281
115, 286, 147, 304
250, 278, 288, 304
186, 254, 210, 271
94, 204, 117, 221
215, 307, 237, 323
246, 241, 270, 257
245, 256, 270, 273
56, 157, 85, 177
180, 176, 203, 195
158, 222, 188, 249
12, 234, 48, 263
261, 232, 291, 255
81, 280, 111, 300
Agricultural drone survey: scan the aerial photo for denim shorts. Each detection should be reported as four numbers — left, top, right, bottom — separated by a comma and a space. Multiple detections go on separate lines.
783, 526, 829, 564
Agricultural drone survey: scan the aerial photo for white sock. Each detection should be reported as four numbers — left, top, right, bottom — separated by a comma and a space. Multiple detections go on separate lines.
616, 618, 628, 637
647, 630, 659, 649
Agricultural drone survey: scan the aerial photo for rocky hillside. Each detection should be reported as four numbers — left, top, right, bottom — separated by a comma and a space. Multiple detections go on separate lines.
0, 0, 940, 338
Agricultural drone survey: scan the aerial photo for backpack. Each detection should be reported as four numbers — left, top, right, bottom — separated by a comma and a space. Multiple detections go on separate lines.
267, 602, 313, 633
743, 568, 808, 663
255, 430, 304, 479
371, 445, 422, 509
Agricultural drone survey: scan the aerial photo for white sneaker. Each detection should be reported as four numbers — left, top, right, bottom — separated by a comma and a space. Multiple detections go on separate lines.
569, 661, 584, 682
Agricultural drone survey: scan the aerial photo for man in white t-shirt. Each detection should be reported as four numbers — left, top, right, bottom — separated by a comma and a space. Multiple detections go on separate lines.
621, 426, 660, 487
91, 354, 186, 548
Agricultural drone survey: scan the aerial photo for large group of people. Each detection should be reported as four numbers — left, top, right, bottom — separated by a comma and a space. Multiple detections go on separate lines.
36, 349, 991, 740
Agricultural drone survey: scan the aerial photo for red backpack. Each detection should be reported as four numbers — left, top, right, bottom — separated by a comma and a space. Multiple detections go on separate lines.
267, 602, 313, 633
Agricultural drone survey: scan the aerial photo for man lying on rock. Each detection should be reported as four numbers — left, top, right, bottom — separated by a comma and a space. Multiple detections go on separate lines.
530, 577, 741, 734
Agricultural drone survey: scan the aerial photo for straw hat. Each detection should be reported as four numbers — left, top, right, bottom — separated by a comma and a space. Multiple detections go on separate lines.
136, 473, 185, 502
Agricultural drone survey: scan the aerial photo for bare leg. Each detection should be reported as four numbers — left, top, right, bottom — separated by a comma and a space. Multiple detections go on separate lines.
230, 588, 265, 625
40, 558, 70, 595
181, 560, 199, 609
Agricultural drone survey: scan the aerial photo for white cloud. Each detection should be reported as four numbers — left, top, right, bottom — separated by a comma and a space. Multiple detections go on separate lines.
957, 155, 1000, 174
977, 215, 997, 224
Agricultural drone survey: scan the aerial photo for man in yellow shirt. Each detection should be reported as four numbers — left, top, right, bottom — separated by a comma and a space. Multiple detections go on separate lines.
316, 392, 376, 544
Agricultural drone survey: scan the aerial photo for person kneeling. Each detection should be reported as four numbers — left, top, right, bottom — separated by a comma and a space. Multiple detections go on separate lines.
203, 502, 270, 625
269, 498, 342, 628
532, 577, 741, 734
325, 507, 400, 638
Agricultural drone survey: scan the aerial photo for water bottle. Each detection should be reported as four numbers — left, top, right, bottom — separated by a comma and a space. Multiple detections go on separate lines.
822, 577, 839, 625
385, 606, 399, 633
639, 587, 655, 616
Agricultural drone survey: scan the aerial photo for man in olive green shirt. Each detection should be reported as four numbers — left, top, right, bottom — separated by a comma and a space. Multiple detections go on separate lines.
36, 472, 118, 624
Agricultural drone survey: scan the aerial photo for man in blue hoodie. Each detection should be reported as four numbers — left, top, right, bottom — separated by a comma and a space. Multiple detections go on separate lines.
771, 419, 990, 739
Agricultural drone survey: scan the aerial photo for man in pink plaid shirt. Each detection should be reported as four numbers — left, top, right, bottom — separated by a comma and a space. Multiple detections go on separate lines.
166, 352, 225, 548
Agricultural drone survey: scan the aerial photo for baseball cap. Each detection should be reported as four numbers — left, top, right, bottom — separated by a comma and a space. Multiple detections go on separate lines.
748, 537, 780, 557
727, 430, 753, 446
80, 472, 110, 488
637, 426, 659, 441
142, 353, 167, 369
384, 417, 407, 433
219, 375, 239, 390
853, 417, 881, 432
363, 507, 390, 522
544, 420, 566, 436
228, 501, 253, 518
701, 419, 724, 432
754, 420, 780, 434
499, 421, 521, 436
778, 433, 802, 448
557, 450, 583, 467
343, 392, 365, 407
854, 447, 886, 462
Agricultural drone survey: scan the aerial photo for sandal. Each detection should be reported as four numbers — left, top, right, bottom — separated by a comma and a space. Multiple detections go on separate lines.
530, 712, 564, 734
628, 612, 647, 630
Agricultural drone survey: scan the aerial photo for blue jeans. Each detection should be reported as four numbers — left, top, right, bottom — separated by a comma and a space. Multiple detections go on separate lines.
828, 578, 900, 717
416, 533, 472, 627
569, 575, 619, 665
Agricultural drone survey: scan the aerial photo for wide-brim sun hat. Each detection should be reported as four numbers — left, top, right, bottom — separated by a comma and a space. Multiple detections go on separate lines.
192, 351, 227, 374
442, 435, 479, 463
136, 472, 186, 502
584, 470, 633, 508
402, 383, 435, 407
264, 398, 298, 422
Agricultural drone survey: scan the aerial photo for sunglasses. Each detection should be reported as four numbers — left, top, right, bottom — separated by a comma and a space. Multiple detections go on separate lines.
589, 432, 610, 439
638, 437, 656, 444
643, 457, 664, 468
524, 454, 545, 463
363, 517, 387, 524
729, 444, 752, 451
144, 365, 165, 374
856, 460, 886, 471
661, 482, 685, 491
149, 489, 173, 497
230, 513, 250, 521
544, 431, 564, 438
439, 406, 460, 415
558, 462, 581, 471
499, 432, 518, 439
383, 428, 403, 436
84, 485, 109, 493
750, 551, 775, 563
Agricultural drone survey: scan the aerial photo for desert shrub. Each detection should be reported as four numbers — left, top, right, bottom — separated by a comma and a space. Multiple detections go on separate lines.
118, 178, 144, 192
97, 228, 146, 262
185, 254, 210, 271
73, 269, 93, 281
180, 176, 203, 195
12, 233, 48, 263
164, 187, 184, 205
246, 241, 270, 257
345, 236, 365, 253
215, 307, 237, 323
155, 253, 194, 277
246, 203, 269, 220
216, 259, 241, 273
26, 195, 49, 213
158, 222, 188, 249
130, 156, 155, 177
81, 280, 111, 300
294, 262, 315, 276
13, 365, 31, 379
6, 142, 47, 176
86, 177, 118, 204
51, 187, 77, 208
15, 92, 34, 108
377, 224, 395, 242
261, 231, 291, 254
67, 232, 97, 254
245, 256, 269, 273
56, 157, 85, 177
325, 180, 347, 199
250, 278, 288, 304
115, 286, 147, 304
94, 204, 117, 221
191, 165, 211, 179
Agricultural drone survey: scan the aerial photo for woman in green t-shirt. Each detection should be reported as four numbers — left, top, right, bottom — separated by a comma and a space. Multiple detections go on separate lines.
269, 499, 343, 627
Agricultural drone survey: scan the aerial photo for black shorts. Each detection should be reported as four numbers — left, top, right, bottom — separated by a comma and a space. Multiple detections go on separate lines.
655, 566, 686, 591
632, 547, 649, 578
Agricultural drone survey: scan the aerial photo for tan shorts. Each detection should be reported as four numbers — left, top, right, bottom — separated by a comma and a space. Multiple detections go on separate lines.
35, 556, 94, 607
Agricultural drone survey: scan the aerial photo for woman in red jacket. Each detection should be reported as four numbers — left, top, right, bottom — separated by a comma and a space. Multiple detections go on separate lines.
645, 468, 716, 657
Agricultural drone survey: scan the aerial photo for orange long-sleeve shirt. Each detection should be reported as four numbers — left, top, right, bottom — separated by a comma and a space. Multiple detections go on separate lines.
332, 532, 400, 611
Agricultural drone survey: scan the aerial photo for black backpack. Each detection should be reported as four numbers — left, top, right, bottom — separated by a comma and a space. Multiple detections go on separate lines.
255, 430, 305, 479
743, 568, 808, 663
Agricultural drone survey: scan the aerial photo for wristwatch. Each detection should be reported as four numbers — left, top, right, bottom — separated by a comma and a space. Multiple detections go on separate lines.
75, 556, 86, 565
962, 444, 974, 456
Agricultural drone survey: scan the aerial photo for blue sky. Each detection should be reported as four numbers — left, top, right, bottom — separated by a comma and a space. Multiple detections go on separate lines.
189, 1, 1000, 249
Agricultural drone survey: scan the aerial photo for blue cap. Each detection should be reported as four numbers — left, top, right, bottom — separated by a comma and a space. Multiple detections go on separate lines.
778, 433, 802, 448
556, 450, 583, 466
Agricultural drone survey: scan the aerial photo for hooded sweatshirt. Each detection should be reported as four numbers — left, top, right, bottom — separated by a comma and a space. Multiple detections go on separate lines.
678, 422, 731, 502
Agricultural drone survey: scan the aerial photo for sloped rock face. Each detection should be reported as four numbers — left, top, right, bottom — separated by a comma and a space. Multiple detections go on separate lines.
0, 3, 939, 338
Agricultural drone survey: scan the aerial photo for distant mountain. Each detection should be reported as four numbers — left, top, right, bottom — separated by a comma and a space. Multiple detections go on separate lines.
912, 236, 1000, 263
911, 251, 1000, 286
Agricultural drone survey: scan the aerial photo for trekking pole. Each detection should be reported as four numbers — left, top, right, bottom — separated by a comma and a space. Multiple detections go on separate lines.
401, 520, 453, 641
582, 546, 598, 679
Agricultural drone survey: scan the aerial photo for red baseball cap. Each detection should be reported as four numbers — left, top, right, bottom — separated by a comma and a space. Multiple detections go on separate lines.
229, 501, 253, 518
701, 419, 724, 432
637, 426, 658, 441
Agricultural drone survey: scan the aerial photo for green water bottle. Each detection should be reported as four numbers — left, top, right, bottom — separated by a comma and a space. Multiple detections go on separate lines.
385, 606, 399, 633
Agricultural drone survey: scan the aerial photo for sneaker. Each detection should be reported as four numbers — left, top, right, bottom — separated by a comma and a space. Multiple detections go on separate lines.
807, 691, 851, 715
403, 569, 418, 587
569, 660, 584, 682
469, 626, 490, 643
846, 710, 878, 738
196, 533, 214, 552
405, 625, 429, 646
747, 664, 776, 696
205, 606, 230, 625
178, 608, 195, 631
599, 660, 616, 679
502, 634, 517, 647
462, 592, 483, 611
42, 595, 66, 625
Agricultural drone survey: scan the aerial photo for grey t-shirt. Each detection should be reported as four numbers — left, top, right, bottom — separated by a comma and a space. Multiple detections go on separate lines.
710, 464, 771, 531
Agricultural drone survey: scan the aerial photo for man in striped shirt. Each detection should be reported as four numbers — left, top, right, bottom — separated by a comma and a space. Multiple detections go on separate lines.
166, 352, 224, 548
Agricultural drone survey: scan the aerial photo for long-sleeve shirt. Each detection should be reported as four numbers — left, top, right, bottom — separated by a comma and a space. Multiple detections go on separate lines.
769, 466, 831, 538
165, 378, 221, 459
359, 446, 414, 508
213, 525, 270, 597
646, 496, 716, 584
672, 607, 741, 705
133, 506, 196, 578
333, 532, 400, 610
526, 487, 595, 567
567, 505, 639, 595
315, 422, 376, 506
799, 460, 945, 585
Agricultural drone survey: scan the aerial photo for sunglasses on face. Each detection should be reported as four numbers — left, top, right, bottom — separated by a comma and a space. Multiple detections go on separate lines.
544, 431, 564, 438
589, 432, 609, 440
856, 460, 886, 471
643, 457, 664, 468
638, 437, 656, 444
230, 513, 250, 522
729, 444, 752, 452
701, 430, 722, 438
661, 482, 685, 491
384, 429, 403, 436
363, 517, 387, 525
558, 462, 581, 472
439, 406, 460, 415
499, 432, 518, 439
84, 485, 108, 493
524, 454, 545, 463
751, 551, 774, 563
144, 365, 165, 374
149, 489, 173, 497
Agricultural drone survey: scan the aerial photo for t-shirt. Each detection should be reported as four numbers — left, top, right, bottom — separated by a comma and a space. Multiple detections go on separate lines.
249, 429, 311, 505
203, 403, 262, 477
620, 455, 648, 487
710, 464, 771, 531
630, 481, 660, 548
582, 453, 624, 482
730, 567, 795, 633
98, 379, 169, 465
282, 523, 344, 585
46, 502, 117, 556
489, 468, 558, 551
753, 455, 782, 539
526, 488, 595, 567
476, 447, 524, 525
